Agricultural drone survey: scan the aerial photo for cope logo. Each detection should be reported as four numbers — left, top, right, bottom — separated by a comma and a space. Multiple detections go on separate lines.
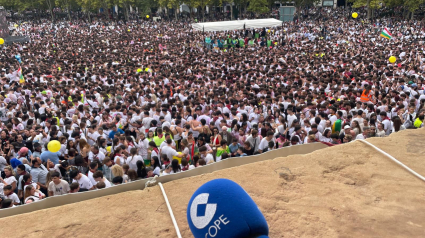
190, 193, 217, 229
190, 193, 230, 237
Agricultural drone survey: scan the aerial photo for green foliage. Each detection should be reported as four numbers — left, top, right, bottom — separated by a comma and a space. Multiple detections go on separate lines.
247, 0, 268, 14
403, 0, 425, 12
135, 0, 158, 15
351, 0, 382, 9
351, 0, 425, 14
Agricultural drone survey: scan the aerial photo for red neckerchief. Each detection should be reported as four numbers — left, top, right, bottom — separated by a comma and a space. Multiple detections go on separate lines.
182, 164, 190, 171
153, 147, 159, 155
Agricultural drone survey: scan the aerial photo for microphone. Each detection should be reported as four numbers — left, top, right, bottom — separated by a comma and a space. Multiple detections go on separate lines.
187, 179, 269, 238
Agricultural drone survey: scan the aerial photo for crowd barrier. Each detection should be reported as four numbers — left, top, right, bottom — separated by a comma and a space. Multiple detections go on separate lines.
0, 142, 327, 219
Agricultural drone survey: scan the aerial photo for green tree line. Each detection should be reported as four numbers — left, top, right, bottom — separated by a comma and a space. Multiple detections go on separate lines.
0, 0, 423, 21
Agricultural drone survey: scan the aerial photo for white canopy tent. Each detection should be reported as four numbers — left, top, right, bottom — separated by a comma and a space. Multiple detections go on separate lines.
192, 18, 283, 32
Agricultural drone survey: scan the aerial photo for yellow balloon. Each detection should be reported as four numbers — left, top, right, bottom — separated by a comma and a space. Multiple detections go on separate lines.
146, 15, 150, 18
352, 12, 358, 18
389, 56, 396, 64
47, 140, 61, 153
0, 38, 4, 45
106, 146, 111, 153
14, 24, 18, 28
128, 29, 131, 32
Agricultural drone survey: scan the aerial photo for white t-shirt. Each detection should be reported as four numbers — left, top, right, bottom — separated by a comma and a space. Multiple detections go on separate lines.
160, 140, 176, 150
249, 112, 259, 124
126, 155, 144, 171
88, 151, 106, 162
48, 180, 70, 196
72, 174, 93, 190
87, 131, 100, 146
153, 167, 161, 176
103, 178, 112, 188
161, 145, 179, 161
258, 137, 274, 151
6, 193, 20, 204
204, 154, 214, 164
287, 114, 297, 128
4, 176, 17, 188
381, 119, 392, 135
0, 156, 8, 171
88, 171, 97, 186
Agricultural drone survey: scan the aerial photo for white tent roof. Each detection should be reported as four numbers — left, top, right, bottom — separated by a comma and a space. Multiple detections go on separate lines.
192, 18, 283, 32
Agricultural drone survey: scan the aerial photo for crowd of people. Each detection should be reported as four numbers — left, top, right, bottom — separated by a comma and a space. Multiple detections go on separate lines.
0, 6, 424, 209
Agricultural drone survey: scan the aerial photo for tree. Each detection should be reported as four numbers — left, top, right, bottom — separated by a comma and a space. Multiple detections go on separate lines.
44, 0, 55, 22
156, 0, 184, 20
351, 0, 382, 19
118, 0, 136, 21
247, 0, 269, 15
135, 0, 158, 16
0, 0, 20, 12
76, 0, 94, 22
402, 0, 425, 19
56, 0, 76, 21
96, 0, 113, 18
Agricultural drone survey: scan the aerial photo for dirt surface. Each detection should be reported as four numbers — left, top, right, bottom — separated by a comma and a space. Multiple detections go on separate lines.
1, 129, 425, 238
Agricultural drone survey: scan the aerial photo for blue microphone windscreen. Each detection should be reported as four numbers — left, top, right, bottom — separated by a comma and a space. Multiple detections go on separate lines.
187, 179, 269, 238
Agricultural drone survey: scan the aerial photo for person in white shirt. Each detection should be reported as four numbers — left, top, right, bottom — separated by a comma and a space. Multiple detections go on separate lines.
159, 134, 176, 151
199, 145, 214, 164
142, 111, 153, 132
86, 126, 100, 146
87, 162, 98, 186
88, 146, 106, 163
70, 170, 94, 190
258, 131, 275, 153
93, 171, 112, 188
136, 134, 149, 159
286, 108, 297, 128
379, 111, 392, 135
356, 126, 370, 140
126, 148, 144, 171
48, 172, 70, 196
161, 139, 184, 161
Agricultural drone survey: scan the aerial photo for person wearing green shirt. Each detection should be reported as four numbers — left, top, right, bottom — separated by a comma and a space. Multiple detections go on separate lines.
232, 39, 237, 48
267, 39, 272, 47
239, 38, 244, 47
216, 140, 230, 162
153, 128, 166, 147
206, 36, 212, 49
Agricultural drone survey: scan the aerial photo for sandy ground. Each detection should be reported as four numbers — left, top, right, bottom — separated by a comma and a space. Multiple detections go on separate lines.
1, 128, 425, 238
